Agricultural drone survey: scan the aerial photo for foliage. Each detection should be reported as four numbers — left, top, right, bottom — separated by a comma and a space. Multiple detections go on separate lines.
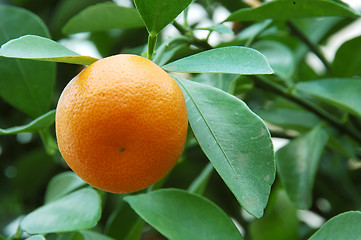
1, 0, 361, 239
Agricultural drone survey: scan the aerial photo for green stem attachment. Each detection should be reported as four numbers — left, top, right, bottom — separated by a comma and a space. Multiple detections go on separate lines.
147, 32, 158, 61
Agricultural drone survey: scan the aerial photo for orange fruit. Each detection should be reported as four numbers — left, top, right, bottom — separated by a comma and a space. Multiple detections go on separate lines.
55, 54, 188, 193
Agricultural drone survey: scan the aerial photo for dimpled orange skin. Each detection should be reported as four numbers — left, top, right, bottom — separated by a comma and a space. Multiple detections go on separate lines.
55, 54, 188, 193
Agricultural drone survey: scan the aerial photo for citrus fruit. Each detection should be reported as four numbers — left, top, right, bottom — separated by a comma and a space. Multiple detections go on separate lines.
55, 54, 188, 193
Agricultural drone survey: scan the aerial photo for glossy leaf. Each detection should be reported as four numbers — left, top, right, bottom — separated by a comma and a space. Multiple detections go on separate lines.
0, 110, 55, 135
296, 78, 361, 118
0, 35, 98, 65
25, 236, 45, 240
332, 35, 361, 77
20, 188, 101, 234
226, 0, 360, 21
0, 5, 55, 117
276, 126, 329, 209
124, 189, 244, 240
174, 77, 275, 218
252, 40, 295, 80
44, 171, 86, 203
163, 47, 274, 75
134, 0, 192, 34
62, 2, 144, 34
309, 211, 361, 240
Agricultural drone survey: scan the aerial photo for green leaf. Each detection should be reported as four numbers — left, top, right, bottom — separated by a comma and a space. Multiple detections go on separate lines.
123, 220, 145, 240
251, 40, 295, 80
50, 0, 109, 38
296, 78, 361, 118
249, 188, 299, 240
236, 20, 273, 43
26, 235, 46, 240
187, 162, 214, 195
0, 110, 55, 135
163, 46, 274, 75
124, 189, 244, 240
54, 232, 83, 240
62, 2, 144, 34
134, 0, 192, 34
255, 108, 320, 131
226, 0, 360, 22
332, 35, 361, 77
0, 35, 98, 65
105, 199, 143, 240
20, 188, 101, 234
328, 133, 358, 160
276, 126, 329, 209
174, 77, 275, 218
45, 171, 86, 203
80, 230, 114, 240
153, 36, 190, 66
193, 73, 238, 93
286, 17, 344, 66
309, 211, 361, 240
196, 24, 234, 34
0, 5, 55, 117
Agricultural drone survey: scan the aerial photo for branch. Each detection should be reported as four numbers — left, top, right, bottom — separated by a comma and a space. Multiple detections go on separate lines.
170, 21, 361, 145
251, 76, 361, 144
286, 21, 332, 75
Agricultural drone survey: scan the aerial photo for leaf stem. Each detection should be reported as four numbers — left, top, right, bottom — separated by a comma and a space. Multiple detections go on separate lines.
147, 32, 158, 61
251, 76, 361, 144
39, 128, 58, 155
286, 21, 332, 75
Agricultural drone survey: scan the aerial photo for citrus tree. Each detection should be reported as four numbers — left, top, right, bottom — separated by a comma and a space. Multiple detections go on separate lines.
1, 0, 361, 239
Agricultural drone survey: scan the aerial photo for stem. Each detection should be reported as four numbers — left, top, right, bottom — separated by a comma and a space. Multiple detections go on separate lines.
183, 5, 189, 29
12, 225, 23, 239
173, 21, 212, 50
147, 33, 158, 61
188, 162, 214, 194
39, 128, 58, 155
287, 21, 332, 75
251, 76, 361, 144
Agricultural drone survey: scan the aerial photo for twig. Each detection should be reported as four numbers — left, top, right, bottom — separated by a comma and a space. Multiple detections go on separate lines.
173, 21, 212, 50
286, 21, 332, 75
251, 76, 361, 144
